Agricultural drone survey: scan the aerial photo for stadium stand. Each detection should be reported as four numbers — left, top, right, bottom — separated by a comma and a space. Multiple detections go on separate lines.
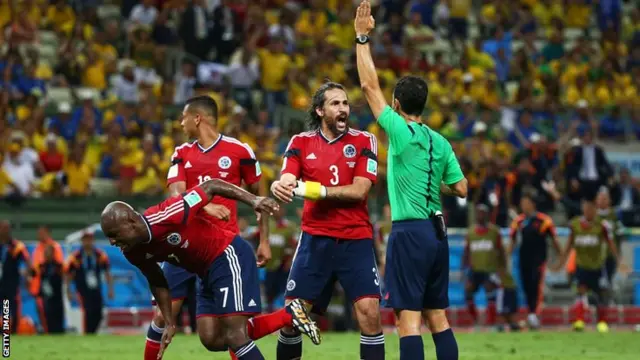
1, 0, 640, 334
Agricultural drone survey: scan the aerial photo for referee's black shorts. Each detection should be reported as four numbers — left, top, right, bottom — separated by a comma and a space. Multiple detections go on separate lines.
384, 219, 449, 311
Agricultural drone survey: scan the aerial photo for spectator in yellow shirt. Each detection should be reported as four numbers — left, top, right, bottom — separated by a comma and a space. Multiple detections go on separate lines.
449, 0, 472, 46
295, 0, 329, 45
566, 0, 591, 29
564, 75, 595, 107
46, 0, 75, 33
258, 37, 291, 117
21, 0, 42, 26
81, 49, 107, 91
328, 8, 355, 50
64, 143, 92, 196
533, 0, 564, 28
133, 135, 163, 195
91, 31, 119, 63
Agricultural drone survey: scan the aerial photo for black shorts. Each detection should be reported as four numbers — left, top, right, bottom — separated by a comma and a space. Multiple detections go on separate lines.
576, 266, 604, 293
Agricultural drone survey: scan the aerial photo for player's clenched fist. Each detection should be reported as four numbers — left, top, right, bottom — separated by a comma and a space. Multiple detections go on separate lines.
251, 196, 280, 215
271, 180, 295, 203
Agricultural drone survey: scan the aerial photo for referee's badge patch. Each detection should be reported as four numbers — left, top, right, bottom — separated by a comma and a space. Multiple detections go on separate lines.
366, 158, 377, 175
343, 144, 357, 158
287, 280, 296, 291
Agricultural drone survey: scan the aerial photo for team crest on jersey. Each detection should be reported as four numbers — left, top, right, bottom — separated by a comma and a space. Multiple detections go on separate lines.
287, 280, 296, 291
166, 233, 182, 246
343, 144, 356, 158
218, 156, 232, 169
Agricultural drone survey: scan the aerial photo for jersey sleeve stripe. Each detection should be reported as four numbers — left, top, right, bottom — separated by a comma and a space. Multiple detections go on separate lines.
170, 142, 194, 161
149, 206, 185, 225
221, 137, 258, 160
145, 201, 184, 222
364, 131, 377, 155
283, 134, 300, 153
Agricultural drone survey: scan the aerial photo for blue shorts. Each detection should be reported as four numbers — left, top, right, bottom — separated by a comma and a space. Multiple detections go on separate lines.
285, 232, 381, 314
497, 288, 518, 315
384, 219, 449, 311
151, 262, 197, 305
197, 236, 262, 317
576, 266, 604, 293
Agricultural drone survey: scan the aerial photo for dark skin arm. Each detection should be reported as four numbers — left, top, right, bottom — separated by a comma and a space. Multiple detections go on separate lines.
169, 181, 231, 221
135, 260, 176, 359
199, 179, 276, 214
247, 181, 271, 267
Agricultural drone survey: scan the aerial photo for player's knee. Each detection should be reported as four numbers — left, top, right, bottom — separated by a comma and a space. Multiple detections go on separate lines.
354, 298, 382, 332
422, 309, 450, 334
152, 310, 166, 328
224, 326, 250, 349
198, 328, 226, 352
396, 310, 422, 337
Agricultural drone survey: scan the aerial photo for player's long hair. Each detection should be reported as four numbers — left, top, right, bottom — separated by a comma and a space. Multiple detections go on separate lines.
307, 81, 346, 130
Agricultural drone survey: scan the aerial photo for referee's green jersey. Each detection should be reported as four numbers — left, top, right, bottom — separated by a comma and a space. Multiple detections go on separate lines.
378, 106, 464, 221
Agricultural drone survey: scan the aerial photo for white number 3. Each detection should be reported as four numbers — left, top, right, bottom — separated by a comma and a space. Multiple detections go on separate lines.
329, 165, 339, 185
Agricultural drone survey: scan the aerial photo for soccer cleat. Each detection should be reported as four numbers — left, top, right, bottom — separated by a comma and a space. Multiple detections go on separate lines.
287, 299, 322, 345
573, 320, 585, 332
597, 321, 609, 333
527, 313, 540, 330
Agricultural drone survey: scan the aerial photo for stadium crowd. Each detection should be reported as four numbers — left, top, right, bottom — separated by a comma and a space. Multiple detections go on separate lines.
1, 0, 640, 221
0, 0, 639, 338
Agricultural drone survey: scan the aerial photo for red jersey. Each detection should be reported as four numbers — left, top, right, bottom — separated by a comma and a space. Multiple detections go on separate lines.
167, 135, 261, 233
281, 129, 378, 239
123, 186, 235, 276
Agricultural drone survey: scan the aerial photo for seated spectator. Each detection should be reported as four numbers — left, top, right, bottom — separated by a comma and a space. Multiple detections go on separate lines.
2, 141, 36, 205
64, 143, 92, 196
46, 0, 76, 33
39, 134, 65, 174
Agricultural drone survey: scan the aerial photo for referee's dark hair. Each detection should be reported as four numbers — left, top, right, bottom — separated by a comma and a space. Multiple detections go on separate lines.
392, 75, 428, 116
185, 95, 218, 123
307, 81, 346, 130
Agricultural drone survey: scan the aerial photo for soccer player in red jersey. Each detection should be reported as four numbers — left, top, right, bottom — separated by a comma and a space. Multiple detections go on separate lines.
271, 82, 384, 360
145, 96, 293, 360
101, 179, 320, 360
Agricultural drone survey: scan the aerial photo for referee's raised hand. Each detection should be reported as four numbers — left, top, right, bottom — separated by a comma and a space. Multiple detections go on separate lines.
354, 0, 375, 35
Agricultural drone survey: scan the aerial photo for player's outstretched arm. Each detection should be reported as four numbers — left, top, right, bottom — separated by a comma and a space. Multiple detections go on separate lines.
200, 178, 279, 215
137, 261, 173, 320
355, 0, 387, 119
135, 259, 176, 353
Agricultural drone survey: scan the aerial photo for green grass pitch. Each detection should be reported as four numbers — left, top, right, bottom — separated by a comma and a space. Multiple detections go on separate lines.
9, 331, 640, 359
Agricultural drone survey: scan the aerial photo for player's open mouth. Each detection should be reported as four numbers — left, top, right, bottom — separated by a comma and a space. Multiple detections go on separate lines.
336, 115, 348, 128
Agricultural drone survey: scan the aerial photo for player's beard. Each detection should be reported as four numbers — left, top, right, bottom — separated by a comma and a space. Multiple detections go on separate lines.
325, 113, 349, 136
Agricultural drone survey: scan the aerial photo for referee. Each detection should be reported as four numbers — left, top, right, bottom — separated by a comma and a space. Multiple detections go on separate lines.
355, 2, 467, 360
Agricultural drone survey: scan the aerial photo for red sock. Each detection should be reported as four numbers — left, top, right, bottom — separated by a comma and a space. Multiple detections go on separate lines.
144, 340, 161, 360
486, 301, 497, 326
246, 308, 293, 340
229, 349, 238, 360
467, 301, 478, 322
574, 299, 585, 322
